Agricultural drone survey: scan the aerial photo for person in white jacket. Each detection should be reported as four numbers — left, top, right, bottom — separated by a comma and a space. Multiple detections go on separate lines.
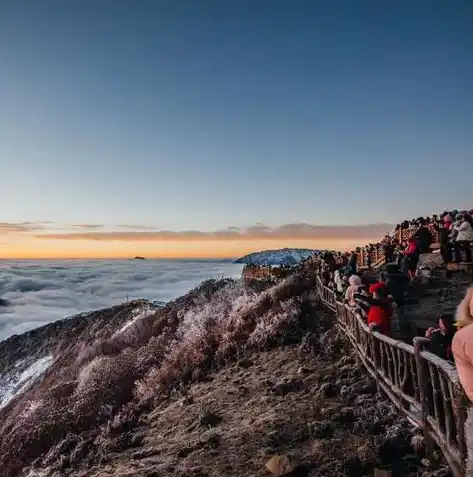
453, 214, 473, 262
334, 269, 345, 294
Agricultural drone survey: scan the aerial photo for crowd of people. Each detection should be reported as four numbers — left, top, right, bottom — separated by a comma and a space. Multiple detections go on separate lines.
308, 217, 473, 468
311, 248, 473, 372
355, 210, 473, 272
244, 208, 473, 365
287, 210, 473, 460
310, 208, 473, 363
240, 210, 473, 418
315, 254, 409, 339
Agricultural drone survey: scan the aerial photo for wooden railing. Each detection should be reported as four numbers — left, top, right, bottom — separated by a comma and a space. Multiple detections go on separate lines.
242, 266, 293, 282
242, 262, 468, 474
315, 276, 467, 477
356, 224, 440, 269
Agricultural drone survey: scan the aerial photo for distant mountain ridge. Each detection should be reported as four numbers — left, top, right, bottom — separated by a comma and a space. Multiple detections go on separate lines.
234, 248, 323, 266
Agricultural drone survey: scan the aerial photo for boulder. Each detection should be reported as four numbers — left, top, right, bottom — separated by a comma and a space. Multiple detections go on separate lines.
198, 410, 222, 428
265, 455, 298, 476
374, 470, 392, 477
418, 252, 444, 270
271, 378, 304, 396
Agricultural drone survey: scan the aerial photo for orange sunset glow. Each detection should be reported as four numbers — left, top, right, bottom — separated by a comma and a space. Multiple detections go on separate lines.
0, 222, 393, 259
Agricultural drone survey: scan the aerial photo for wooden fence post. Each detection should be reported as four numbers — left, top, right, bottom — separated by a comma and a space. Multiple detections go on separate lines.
367, 325, 382, 395
413, 337, 435, 458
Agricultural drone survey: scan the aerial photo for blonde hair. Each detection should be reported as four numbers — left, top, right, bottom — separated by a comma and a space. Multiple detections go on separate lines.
455, 286, 473, 328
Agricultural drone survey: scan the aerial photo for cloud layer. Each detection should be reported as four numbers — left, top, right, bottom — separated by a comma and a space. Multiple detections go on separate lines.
0, 260, 244, 341
32, 223, 393, 242
0, 222, 47, 233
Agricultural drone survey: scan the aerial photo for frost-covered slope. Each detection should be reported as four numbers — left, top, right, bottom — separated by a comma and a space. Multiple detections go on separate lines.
234, 248, 323, 266
0, 355, 54, 409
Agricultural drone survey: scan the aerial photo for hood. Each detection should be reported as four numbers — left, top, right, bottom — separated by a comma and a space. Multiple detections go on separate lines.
348, 275, 362, 286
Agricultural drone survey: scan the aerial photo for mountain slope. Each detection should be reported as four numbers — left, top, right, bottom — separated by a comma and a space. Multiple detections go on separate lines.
234, 248, 322, 266
0, 276, 448, 477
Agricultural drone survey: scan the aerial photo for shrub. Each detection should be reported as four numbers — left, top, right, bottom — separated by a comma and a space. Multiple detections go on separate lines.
0, 272, 319, 476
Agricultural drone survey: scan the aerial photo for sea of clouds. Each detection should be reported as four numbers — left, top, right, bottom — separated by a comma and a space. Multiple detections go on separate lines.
0, 259, 244, 341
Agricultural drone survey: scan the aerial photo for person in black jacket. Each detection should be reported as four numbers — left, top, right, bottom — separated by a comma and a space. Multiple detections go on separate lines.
437, 222, 453, 264
414, 219, 433, 254
353, 285, 371, 314
383, 265, 408, 305
383, 263, 410, 335
381, 238, 394, 264
323, 251, 336, 270
348, 251, 357, 274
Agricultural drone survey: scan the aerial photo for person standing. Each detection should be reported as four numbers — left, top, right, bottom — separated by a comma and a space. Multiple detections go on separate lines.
381, 237, 394, 264
348, 251, 357, 274
402, 237, 420, 279
453, 214, 473, 263
437, 219, 453, 264
414, 218, 433, 254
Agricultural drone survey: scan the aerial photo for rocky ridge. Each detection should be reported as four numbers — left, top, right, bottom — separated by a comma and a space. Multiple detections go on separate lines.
235, 248, 322, 266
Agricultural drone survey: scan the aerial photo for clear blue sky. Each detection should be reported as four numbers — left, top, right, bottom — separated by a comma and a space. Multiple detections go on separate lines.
1, 0, 472, 232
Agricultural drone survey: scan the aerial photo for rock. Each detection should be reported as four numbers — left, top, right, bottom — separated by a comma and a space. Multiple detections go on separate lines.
336, 355, 352, 367
271, 378, 304, 396
191, 368, 205, 382
297, 366, 309, 375
128, 432, 144, 448
344, 456, 363, 476
410, 434, 424, 453
418, 252, 444, 270
237, 358, 254, 368
318, 382, 339, 398
262, 430, 280, 448
201, 431, 220, 449
353, 382, 377, 396
132, 448, 159, 460
307, 420, 332, 438
177, 446, 195, 458
374, 469, 392, 477
180, 395, 194, 407
310, 440, 326, 458
265, 454, 298, 476
339, 385, 350, 400
59, 454, 70, 471
421, 458, 431, 468
334, 407, 356, 423
354, 394, 372, 406
338, 364, 354, 376
198, 410, 222, 428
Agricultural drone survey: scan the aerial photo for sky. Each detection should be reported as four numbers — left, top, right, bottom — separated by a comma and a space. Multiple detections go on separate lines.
0, 0, 472, 258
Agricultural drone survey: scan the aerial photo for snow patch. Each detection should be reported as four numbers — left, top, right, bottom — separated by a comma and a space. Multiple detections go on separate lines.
234, 248, 324, 266
114, 304, 156, 336
0, 355, 54, 409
